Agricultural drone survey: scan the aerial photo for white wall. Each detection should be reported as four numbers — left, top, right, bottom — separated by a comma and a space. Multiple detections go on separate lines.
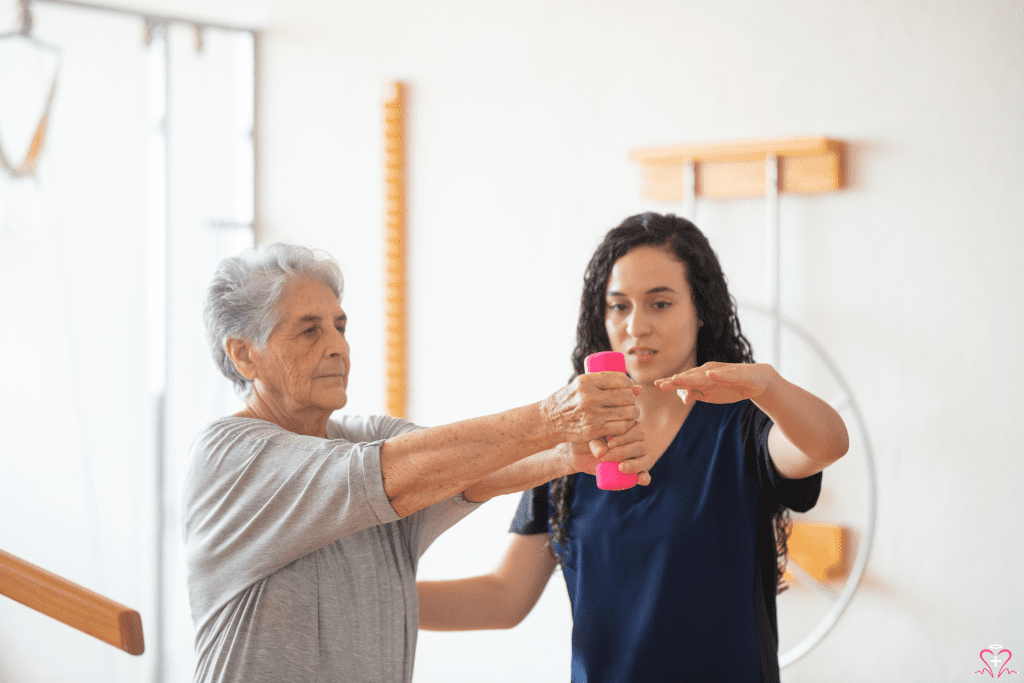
255, 1, 1023, 681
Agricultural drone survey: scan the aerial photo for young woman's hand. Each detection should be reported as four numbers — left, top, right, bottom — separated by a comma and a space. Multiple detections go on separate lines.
604, 422, 655, 485
654, 362, 775, 406
566, 419, 651, 485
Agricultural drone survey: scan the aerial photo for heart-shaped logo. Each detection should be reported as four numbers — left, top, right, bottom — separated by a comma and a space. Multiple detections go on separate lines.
975, 646, 1018, 678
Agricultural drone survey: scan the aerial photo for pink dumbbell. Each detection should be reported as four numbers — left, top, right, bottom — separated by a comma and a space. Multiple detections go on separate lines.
584, 351, 639, 491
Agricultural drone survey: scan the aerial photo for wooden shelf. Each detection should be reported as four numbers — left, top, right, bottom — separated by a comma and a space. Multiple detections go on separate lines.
629, 136, 844, 200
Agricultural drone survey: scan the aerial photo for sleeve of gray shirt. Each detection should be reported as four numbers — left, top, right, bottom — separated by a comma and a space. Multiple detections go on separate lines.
332, 414, 476, 557
181, 414, 479, 632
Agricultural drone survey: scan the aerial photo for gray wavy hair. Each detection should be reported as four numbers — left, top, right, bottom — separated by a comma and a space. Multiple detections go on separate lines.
204, 242, 344, 397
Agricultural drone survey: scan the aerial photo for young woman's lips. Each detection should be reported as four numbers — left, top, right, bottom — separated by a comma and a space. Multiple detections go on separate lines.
629, 349, 657, 362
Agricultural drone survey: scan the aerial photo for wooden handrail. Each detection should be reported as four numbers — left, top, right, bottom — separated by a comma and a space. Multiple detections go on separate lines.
0, 548, 144, 655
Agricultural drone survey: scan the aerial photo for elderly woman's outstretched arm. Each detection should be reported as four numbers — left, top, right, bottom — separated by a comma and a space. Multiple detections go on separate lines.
380, 372, 639, 517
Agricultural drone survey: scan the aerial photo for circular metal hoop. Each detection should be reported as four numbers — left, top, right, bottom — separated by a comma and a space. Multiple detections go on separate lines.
736, 299, 877, 667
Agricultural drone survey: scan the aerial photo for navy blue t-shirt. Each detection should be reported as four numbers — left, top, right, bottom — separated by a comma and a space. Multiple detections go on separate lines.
510, 400, 821, 683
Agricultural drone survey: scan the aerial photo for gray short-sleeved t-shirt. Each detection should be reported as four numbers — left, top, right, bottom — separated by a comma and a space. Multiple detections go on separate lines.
182, 414, 481, 683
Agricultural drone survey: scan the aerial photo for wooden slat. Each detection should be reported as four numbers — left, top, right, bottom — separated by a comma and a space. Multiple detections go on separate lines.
631, 136, 844, 200
630, 136, 839, 164
0, 548, 144, 655
782, 521, 849, 584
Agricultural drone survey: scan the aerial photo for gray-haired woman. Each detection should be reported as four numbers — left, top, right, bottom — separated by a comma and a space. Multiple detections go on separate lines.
182, 243, 644, 683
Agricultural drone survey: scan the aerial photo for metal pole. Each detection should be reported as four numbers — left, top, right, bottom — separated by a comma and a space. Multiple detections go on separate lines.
252, 31, 261, 242
34, 0, 257, 33
154, 23, 170, 683
683, 159, 696, 222
765, 155, 780, 368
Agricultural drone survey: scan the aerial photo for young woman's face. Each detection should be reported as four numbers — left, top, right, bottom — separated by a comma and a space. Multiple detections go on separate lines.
604, 245, 702, 384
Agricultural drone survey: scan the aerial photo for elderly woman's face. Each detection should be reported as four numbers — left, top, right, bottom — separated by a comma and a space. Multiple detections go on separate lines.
250, 277, 350, 413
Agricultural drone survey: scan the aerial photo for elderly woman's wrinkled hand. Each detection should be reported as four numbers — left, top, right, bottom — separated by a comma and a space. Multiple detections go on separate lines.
541, 372, 641, 445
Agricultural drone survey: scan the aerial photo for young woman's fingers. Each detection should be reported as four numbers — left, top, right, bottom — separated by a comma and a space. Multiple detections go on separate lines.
606, 421, 644, 449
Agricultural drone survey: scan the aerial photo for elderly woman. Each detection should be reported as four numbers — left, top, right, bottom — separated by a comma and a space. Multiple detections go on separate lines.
182, 243, 644, 683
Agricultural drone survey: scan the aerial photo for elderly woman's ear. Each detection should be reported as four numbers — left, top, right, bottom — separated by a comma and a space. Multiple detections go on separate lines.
225, 337, 256, 380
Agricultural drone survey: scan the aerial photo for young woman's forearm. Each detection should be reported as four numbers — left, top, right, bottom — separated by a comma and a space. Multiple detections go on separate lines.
753, 371, 850, 478
418, 575, 521, 630
418, 533, 556, 630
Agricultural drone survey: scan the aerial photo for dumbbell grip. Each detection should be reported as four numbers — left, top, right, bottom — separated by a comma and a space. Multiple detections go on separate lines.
583, 352, 639, 491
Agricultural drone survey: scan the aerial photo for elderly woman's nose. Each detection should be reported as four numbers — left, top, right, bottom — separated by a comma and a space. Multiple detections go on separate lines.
327, 327, 349, 357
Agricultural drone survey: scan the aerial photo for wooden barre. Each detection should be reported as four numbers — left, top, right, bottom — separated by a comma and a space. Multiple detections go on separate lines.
0, 548, 144, 656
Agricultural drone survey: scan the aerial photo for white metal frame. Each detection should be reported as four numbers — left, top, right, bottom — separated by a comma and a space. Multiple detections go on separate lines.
683, 158, 878, 666
22, 3, 259, 680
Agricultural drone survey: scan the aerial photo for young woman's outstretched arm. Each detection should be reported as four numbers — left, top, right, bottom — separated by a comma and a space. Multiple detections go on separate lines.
657, 361, 849, 479
418, 533, 556, 631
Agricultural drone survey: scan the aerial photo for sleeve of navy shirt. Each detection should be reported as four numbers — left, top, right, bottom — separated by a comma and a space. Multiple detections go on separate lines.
741, 401, 823, 512
509, 484, 551, 535
744, 401, 823, 683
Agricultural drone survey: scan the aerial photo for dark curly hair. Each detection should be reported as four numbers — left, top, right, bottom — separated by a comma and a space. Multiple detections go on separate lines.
548, 211, 793, 594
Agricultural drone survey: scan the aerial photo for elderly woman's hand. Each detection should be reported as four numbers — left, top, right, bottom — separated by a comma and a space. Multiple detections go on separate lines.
541, 372, 641, 444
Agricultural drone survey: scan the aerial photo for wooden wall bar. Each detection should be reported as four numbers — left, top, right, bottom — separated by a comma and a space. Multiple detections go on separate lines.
383, 81, 407, 419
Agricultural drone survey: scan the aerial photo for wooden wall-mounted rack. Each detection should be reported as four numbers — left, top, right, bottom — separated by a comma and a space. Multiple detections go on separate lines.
626, 134, 874, 667
629, 136, 844, 200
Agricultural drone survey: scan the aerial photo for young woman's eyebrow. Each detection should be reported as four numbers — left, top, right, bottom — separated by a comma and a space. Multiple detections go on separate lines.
606, 286, 677, 297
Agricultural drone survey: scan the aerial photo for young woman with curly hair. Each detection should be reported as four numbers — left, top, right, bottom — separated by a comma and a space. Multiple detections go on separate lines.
418, 212, 849, 683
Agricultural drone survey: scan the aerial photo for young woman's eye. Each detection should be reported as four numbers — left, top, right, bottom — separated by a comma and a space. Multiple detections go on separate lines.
607, 302, 628, 312
653, 301, 672, 310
